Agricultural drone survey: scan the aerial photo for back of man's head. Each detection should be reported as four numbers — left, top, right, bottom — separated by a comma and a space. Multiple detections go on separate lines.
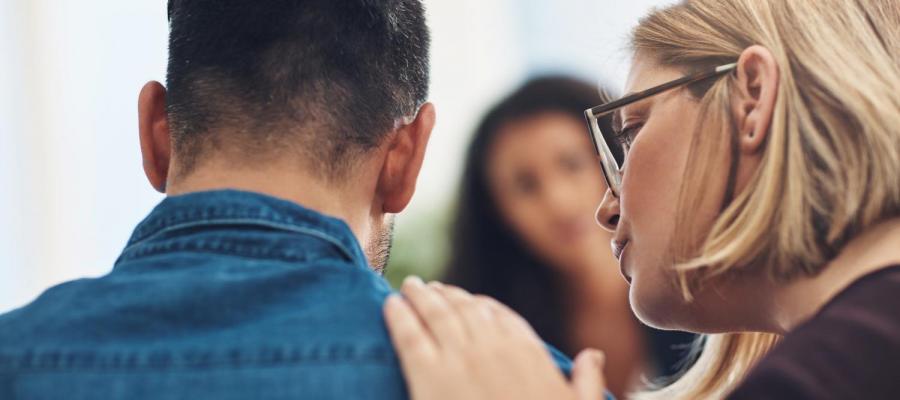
164, 0, 430, 179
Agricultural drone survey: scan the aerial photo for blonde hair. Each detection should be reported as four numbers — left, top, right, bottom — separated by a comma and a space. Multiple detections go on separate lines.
628, 0, 900, 398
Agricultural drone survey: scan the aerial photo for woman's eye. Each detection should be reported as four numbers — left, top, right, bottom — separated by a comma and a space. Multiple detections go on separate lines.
513, 173, 539, 195
614, 123, 643, 149
561, 152, 588, 173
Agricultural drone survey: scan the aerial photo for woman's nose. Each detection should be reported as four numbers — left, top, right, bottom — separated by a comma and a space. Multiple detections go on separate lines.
595, 189, 621, 232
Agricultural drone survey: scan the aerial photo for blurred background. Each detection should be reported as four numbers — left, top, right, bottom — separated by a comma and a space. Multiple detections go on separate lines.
0, 0, 677, 313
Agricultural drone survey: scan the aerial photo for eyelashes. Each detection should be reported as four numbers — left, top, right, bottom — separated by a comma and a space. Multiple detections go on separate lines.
612, 122, 643, 149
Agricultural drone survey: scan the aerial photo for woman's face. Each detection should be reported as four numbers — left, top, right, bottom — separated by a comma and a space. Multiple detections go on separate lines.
595, 55, 740, 331
487, 112, 618, 277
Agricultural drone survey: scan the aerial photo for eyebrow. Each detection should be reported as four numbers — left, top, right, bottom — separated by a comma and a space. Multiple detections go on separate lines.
617, 96, 652, 130
611, 109, 623, 133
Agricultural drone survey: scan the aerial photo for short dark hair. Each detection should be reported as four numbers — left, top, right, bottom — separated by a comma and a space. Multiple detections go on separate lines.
165, 0, 430, 178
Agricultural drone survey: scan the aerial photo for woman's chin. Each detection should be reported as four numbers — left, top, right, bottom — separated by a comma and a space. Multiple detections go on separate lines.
628, 277, 691, 331
630, 285, 732, 333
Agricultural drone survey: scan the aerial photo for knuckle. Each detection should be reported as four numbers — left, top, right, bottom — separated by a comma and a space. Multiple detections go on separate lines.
450, 292, 476, 310
421, 301, 451, 321
445, 285, 474, 298
395, 327, 428, 351
458, 346, 490, 372
405, 343, 434, 362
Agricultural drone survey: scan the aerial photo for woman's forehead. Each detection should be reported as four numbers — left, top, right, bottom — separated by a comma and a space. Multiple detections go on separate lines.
621, 55, 689, 121
624, 55, 684, 95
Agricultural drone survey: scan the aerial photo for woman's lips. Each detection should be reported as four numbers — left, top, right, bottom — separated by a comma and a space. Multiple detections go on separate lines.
611, 239, 627, 260
611, 239, 632, 283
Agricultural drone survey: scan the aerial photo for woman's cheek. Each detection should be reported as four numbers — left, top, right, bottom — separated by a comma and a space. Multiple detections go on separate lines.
618, 135, 652, 216
619, 130, 692, 328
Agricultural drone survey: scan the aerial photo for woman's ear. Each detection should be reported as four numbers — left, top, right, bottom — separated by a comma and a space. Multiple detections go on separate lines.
138, 81, 172, 193
730, 45, 780, 154
376, 102, 436, 213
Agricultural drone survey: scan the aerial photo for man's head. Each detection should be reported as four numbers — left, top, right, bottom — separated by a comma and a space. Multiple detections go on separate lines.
137, 0, 435, 273
165, 0, 429, 178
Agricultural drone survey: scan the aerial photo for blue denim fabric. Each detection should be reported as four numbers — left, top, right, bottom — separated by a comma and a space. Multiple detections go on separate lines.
0, 190, 573, 399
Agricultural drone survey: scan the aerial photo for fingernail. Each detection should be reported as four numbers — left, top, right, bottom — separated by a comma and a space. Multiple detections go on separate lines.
403, 275, 424, 287
575, 352, 590, 369
428, 281, 444, 288
385, 294, 402, 308
576, 349, 604, 370
592, 351, 606, 369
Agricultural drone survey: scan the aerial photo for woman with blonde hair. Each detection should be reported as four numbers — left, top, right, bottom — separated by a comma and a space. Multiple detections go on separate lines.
383, 0, 900, 398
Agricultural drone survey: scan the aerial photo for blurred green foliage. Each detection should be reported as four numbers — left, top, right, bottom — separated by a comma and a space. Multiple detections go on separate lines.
384, 202, 454, 289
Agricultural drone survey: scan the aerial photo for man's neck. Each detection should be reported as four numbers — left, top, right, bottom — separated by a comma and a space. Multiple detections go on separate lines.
769, 218, 900, 333
165, 158, 378, 246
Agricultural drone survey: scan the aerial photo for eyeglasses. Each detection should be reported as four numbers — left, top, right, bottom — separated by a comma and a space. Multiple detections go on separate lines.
583, 62, 737, 198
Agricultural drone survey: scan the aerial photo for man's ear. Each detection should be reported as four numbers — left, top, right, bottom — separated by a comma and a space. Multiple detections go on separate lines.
138, 81, 172, 193
731, 45, 779, 155
376, 102, 436, 213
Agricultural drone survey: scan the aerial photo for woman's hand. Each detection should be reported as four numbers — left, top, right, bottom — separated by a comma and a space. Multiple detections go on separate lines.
383, 276, 608, 400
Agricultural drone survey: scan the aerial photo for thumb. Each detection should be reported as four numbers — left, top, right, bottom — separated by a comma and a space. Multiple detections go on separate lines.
572, 349, 607, 400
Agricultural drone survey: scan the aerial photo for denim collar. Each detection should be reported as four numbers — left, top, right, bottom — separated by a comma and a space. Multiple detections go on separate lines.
116, 189, 367, 268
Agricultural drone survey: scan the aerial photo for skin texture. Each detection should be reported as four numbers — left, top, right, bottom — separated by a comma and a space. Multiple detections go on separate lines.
384, 45, 900, 398
486, 113, 643, 396
137, 80, 436, 272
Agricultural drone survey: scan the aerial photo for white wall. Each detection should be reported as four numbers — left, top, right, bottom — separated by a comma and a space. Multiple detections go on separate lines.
1, 1, 167, 311
0, 0, 674, 312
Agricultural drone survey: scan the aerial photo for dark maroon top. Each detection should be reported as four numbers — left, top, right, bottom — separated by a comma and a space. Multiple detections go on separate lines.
729, 265, 900, 399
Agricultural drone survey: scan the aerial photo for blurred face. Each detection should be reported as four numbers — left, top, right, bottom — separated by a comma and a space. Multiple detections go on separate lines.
596, 55, 737, 330
486, 112, 616, 275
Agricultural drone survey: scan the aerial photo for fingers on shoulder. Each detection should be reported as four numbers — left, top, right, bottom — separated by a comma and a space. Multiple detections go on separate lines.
383, 294, 438, 363
399, 277, 470, 348
435, 284, 494, 331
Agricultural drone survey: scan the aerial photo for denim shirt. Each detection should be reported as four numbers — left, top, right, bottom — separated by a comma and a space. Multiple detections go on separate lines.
0, 190, 573, 399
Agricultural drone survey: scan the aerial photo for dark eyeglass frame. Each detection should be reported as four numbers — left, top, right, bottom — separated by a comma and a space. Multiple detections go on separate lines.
583, 62, 737, 198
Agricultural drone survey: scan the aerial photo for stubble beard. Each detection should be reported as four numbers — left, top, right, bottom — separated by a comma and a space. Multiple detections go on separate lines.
365, 215, 395, 276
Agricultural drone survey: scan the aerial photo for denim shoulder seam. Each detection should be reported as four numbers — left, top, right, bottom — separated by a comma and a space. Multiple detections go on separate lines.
0, 345, 396, 372
122, 218, 355, 261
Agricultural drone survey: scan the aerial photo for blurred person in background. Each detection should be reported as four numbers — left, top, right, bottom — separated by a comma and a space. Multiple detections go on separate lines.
443, 77, 695, 398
